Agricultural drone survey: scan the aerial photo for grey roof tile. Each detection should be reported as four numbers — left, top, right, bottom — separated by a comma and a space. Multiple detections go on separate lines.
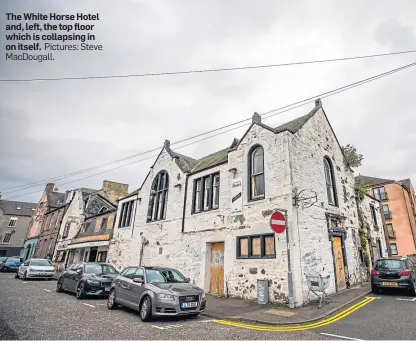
47, 192, 65, 208
398, 178, 412, 191
0, 199, 37, 216
274, 106, 319, 134
191, 147, 229, 173
355, 175, 394, 187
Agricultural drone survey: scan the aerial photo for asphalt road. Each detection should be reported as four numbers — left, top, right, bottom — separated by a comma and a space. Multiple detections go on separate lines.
0, 273, 415, 340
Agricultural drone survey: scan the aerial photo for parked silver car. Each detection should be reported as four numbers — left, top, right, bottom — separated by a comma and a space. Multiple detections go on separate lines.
107, 266, 206, 321
16, 258, 55, 280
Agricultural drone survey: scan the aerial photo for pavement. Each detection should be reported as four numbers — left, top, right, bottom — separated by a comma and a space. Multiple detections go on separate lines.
1, 272, 416, 340
202, 284, 372, 324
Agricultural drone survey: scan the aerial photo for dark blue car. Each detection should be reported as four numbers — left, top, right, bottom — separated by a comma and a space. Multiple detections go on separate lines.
0, 257, 23, 272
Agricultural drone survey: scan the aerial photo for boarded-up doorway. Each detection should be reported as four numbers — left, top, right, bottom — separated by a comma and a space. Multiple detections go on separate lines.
210, 242, 224, 295
332, 236, 346, 290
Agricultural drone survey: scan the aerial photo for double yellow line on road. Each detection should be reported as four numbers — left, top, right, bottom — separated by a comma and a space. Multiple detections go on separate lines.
214, 296, 375, 332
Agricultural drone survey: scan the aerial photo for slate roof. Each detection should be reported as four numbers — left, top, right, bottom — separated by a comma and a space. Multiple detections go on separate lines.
355, 175, 395, 187
274, 106, 320, 134
0, 200, 37, 216
398, 178, 412, 191
190, 147, 230, 173
171, 152, 199, 173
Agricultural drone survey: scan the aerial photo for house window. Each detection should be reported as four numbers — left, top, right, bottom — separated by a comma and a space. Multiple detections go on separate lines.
324, 157, 337, 206
386, 223, 395, 238
373, 187, 387, 201
390, 243, 398, 255
101, 218, 108, 231
8, 217, 17, 227
62, 222, 71, 238
119, 200, 134, 228
147, 171, 169, 222
236, 234, 275, 259
382, 205, 391, 220
248, 146, 265, 200
370, 204, 378, 227
192, 172, 220, 213
3, 233, 12, 243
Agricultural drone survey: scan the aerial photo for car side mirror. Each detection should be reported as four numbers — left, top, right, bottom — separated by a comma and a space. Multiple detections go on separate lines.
133, 277, 144, 284
76, 268, 83, 274
187, 277, 191, 283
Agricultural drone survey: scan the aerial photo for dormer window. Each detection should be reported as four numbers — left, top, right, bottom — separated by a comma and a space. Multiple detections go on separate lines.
147, 171, 169, 222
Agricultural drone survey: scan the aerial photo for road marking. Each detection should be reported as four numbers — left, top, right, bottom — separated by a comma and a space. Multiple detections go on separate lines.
200, 319, 214, 323
23, 281, 27, 283
151, 324, 182, 330
396, 298, 416, 301
320, 332, 364, 340
82, 303, 95, 308
366, 296, 381, 299
8, 276, 13, 279
43, 289, 51, 292
214, 297, 375, 331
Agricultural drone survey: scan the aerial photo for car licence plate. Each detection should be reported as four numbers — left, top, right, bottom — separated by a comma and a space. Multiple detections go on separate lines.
181, 302, 198, 308
382, 281, 398, 286
104, 287, 110, 291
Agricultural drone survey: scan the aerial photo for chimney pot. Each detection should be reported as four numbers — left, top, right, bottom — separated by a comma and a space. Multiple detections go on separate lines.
45, 183, 55, 193
164, 140, 171, 149
315, 98, 322, 108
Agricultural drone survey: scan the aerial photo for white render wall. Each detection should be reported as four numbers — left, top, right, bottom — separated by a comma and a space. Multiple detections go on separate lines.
53, 190, 84, 262
109, 106, 365, 306
290, 108, 362, 303
359, 194, 388, 263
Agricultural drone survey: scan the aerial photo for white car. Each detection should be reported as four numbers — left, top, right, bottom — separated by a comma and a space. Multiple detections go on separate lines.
16, 258, 56, 280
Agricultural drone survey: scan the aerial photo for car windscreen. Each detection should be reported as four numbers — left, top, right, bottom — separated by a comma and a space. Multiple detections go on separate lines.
30, 259, 52, 266
7, 258, 21, 263
145, 268, 187, 283
84, 263, 117, 274
375, 259, 405, 270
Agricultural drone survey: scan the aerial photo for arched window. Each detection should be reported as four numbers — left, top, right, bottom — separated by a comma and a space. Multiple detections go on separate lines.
147, 171, 169, 222
324, 157, 337, 206
248, 145, 265, 200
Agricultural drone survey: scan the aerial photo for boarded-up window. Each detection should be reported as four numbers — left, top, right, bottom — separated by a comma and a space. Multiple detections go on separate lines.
252, 237, 261, 256
239, 238, 248, 256
264, 235, 275, 256
237, 234, 275, 259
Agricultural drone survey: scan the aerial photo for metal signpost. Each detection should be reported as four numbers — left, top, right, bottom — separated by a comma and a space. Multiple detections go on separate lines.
270, 209, 294, 309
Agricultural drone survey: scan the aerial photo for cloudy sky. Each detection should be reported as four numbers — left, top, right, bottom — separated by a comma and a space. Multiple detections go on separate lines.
0, 0, 415, 203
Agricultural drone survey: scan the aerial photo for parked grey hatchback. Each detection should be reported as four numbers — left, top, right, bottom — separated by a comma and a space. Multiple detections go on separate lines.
107, 266, 206, 321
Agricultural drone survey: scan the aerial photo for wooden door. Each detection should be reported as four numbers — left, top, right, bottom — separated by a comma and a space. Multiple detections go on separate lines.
332, 236, 346, 290
210, 242, 225, 295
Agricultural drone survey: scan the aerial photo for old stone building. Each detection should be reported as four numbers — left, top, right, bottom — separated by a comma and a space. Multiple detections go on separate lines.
53, 181, 128, 269
109, 99, 378, 306
22, 183, 65, 260
0, 200, 36, 257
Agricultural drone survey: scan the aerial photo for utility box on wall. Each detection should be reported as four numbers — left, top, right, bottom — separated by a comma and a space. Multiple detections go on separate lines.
257, 279, 269, 305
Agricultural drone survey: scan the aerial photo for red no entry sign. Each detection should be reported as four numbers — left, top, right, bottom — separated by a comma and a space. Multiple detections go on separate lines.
270, 211, 286, 234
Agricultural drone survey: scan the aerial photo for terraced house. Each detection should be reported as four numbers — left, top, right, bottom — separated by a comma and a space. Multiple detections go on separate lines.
53, 181, 128, 270
108, 99, 380, 307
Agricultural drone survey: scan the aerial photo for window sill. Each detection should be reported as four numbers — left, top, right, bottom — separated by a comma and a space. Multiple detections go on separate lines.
248, 196, 265, 203
191, 207, 219, 216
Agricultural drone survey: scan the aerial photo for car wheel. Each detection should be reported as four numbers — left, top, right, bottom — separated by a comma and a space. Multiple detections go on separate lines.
107, 290, 118, 310
22, 272, 27, 281
371, 284, 379, 294
14, 272, 19, 279
140, 296, 152, 322
56, 278, 64, 292
76, 282, 86, 299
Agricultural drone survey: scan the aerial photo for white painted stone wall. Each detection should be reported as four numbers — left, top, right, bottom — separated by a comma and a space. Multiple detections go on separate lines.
290, 108, 362, 304
110, 105, 365, 306
359, 194, 388, 262
53, 189, 85, 262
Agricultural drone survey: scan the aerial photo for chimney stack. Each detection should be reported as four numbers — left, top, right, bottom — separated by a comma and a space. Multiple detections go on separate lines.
45, 183, 55, 193
315, 98, 322, 108
252, 112, 261, 124
164, 140, 171, 150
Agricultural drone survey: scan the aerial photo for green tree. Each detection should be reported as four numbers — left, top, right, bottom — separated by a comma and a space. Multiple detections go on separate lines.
342, 144, 363, 168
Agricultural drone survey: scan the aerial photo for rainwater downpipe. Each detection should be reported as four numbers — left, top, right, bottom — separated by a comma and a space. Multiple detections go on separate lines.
181, 174, 190, 233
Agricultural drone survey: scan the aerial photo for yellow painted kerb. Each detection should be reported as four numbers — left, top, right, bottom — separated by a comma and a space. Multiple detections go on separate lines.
214, 296, 375, 331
